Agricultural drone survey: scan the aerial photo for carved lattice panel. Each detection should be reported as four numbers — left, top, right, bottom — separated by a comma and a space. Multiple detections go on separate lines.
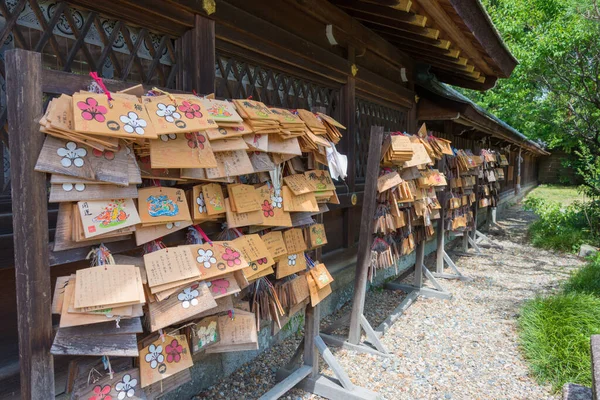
0, 0, 182, 196
215, 53, 340, 117
355, 98, 407, 182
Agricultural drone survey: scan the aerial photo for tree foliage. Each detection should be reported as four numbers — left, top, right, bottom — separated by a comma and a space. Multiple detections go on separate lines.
461, 0, 600, 194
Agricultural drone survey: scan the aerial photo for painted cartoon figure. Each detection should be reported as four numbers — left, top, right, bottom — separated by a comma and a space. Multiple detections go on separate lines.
207, 104, 233, 118
308, 172, 331, 190
147, 195, 179, 217
92, 201, 129, 228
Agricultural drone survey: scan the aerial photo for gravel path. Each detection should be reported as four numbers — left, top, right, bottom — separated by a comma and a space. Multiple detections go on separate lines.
196, 204, 585, 399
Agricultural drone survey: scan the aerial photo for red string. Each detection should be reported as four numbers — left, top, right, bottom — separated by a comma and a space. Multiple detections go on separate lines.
89, 72, 113, 101
194, 226, 213, 246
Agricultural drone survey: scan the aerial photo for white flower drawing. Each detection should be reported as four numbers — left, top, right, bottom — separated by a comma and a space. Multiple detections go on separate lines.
288, 254, 297, 266
166, 221, 181, 230
177, 287, 199, 309
197, 321, 218, 348
120, 111, 147, 135
196, 193, 206, 213
271, 189, 283, 209
145, 344, 164, 369
160, 133, 177, 142
62, 183, 85, 192
196, 248, 216, 268
115, 373, 137, 399
156, 103, 181, 123
57, 142, 87, 168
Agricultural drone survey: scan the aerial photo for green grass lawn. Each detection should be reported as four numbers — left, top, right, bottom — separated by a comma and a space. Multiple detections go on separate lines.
526, 184, 584, 207
519, 258, 600, 392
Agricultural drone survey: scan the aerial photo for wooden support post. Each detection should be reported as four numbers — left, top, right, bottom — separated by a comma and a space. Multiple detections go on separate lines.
304, 303, 319, 377
348, 126, 384, 345
6, 49, 55, 400
341, 47, 356, 249
436, 155, 446, 274
413, 240, 424, 288
192, 14, 215, 95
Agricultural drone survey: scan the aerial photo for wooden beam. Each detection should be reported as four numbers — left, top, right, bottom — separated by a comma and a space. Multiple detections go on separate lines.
283, 0, 414, 71
362, 0, 412, 12
6, 49, 55, 400
417, 97, 461, 121
192, 14, 216, 95
68, 0, 191, 36
341, 47, 357, 249
332, 0, 427, 26
347, 9, 439, 38
411, 0, 495, 76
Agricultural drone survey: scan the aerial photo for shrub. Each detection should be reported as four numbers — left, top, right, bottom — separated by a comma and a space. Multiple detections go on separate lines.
519, 293, 600, 391
523, 197, 600, 253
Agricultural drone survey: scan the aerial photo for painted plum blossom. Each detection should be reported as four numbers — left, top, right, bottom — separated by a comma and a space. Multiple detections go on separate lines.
196, 248, 216, 268
77, 97, 107, 122
177, 286, 199, 309
89, 384, 112, 400
261, 200, 274, 217
156, 103, 181, 123
222, 247, 241, 267
165, 339, 183, 363
57, 141, 87, 167
144, 344, 164, 369
115, 374, 137, 399
179, 101, 202, 119
120, 112, 147, 135
160, 133, 177, 142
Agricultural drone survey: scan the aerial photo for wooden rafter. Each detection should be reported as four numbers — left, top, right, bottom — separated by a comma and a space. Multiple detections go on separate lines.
362, 0, 412, 12
332, 0, 427, 26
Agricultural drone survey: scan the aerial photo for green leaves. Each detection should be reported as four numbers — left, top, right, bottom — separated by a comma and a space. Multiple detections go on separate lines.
460, 0, 600, 193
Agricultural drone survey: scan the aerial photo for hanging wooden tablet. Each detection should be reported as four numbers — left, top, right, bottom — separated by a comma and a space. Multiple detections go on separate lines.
53, 203, 129, 251
52, 318, 143, 357
244, 133, 269, 152
377, 171, 402, 193
283, 228, 308, 254
189, 242, 249, 280
281, 186, 319, 212
138, 187, 191, 224
202, 183, 226, 215
206, 124, 251, 141
210, 137, 249, 152
289, 275, 310, 304
143, 246, 200, 290
249, 151, 277, 173
137, 156, 183, 181
72, 368, 146, 400
404, 141, 432, 168
140, 334, 194, 388
261, 231, 288, 259
232, 234, 275, 267
305, 272, 332, 307
229, 184, 261, 213
73, 93, 157, 139
283, 174, 313, 195
205, 150, 254, 179
225, 198, 265, 228
305, 170, 336, 191
206, 273, 241, 299
77, 199, 141, 238
35, 136, 95, 180
74, 265, 145, 309
309, 263, 334, 290
268, 135, 302, 156
199, 98, 243, 123
149, 132, 217, 169
146, 282, 217, 332
257, 184, 293, 227
134, 220, 193, 246
191, 185, 220, 221
49, 182, 138, 203
307, 223, 328, 248
190, 316, 220, 354
276, 252, 306, 279
143, 95, 213, 135
205, 310, 259, 353
232, 99, 276, 120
